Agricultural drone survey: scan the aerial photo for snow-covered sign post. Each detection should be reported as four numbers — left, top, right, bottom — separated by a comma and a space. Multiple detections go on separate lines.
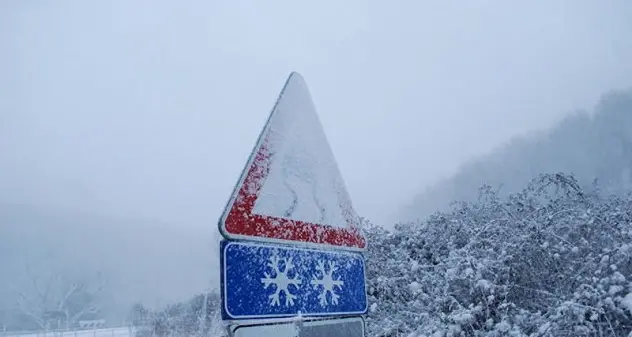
218, 72, 367, 337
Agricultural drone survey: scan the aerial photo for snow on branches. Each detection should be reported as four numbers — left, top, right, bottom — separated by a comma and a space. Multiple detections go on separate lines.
364, 173, 632, 337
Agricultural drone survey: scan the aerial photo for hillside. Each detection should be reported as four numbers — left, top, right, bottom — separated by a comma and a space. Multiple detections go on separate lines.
399, 88, 632, 223
0, 204, 217, 330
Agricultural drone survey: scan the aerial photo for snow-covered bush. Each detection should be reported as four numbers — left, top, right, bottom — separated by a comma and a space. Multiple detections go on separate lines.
134, 291, 226, 337
365, 173, 632, 337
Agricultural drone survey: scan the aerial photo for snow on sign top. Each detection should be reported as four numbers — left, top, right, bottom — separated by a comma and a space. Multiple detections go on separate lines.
219, 72, 366, 250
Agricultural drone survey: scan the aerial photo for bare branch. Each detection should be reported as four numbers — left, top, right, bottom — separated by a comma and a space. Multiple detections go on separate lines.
57, 283, 79, 311
14, 268, 107, 329
16, 292, 46, 329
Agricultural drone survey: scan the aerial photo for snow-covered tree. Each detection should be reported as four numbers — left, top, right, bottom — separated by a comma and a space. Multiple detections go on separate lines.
13, 267, 105, 331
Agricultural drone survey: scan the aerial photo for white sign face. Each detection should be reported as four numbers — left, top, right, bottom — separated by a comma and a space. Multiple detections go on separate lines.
219, 72, 366, 250
251, 73, 352, 229
231, 316, 365, 337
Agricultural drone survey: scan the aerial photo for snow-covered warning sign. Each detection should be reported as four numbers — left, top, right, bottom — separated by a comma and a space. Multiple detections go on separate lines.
220, 240, 367, 320
218, 72, 366, 250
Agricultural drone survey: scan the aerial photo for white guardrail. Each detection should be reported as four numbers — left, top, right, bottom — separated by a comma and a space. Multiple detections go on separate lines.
1, 327, 137, 337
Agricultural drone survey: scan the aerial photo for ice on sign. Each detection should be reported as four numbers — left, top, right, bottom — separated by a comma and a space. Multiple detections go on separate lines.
221, 240, 367, 320
219, 72, 366, 250
252, 75, 351, 229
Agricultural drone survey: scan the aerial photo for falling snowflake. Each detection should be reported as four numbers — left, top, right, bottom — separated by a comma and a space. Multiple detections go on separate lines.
261, 255, 302, 306
310, 260, 344, 307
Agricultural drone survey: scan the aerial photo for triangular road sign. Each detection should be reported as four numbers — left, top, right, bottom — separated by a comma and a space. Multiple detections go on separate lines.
218, 72, 366, 251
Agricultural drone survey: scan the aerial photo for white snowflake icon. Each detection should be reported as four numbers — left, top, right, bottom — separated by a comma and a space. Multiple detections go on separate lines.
310, 260, 344, 307
261, 255, 302, 307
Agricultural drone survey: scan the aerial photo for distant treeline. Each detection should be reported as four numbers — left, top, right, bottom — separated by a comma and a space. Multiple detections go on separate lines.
401, 88, 632, 222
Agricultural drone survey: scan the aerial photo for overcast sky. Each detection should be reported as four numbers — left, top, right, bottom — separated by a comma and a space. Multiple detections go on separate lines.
2, 0, 632, 230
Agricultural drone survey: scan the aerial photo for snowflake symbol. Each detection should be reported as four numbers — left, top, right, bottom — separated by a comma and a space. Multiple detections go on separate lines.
310, 260, 344, 307
261, 255, 302, 307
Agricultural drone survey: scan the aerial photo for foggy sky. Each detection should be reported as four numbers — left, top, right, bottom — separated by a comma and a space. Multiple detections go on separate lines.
2, 0, 632, 231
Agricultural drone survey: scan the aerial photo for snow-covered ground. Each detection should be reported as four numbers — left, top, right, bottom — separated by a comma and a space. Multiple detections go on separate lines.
1, 327, 135, 337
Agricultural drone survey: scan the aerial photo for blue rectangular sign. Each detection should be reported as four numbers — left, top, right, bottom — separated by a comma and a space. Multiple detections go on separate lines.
220, 240, 367, 320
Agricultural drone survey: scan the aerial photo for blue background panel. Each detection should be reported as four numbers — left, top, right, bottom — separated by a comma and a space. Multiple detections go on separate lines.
220, 240, 367, 320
